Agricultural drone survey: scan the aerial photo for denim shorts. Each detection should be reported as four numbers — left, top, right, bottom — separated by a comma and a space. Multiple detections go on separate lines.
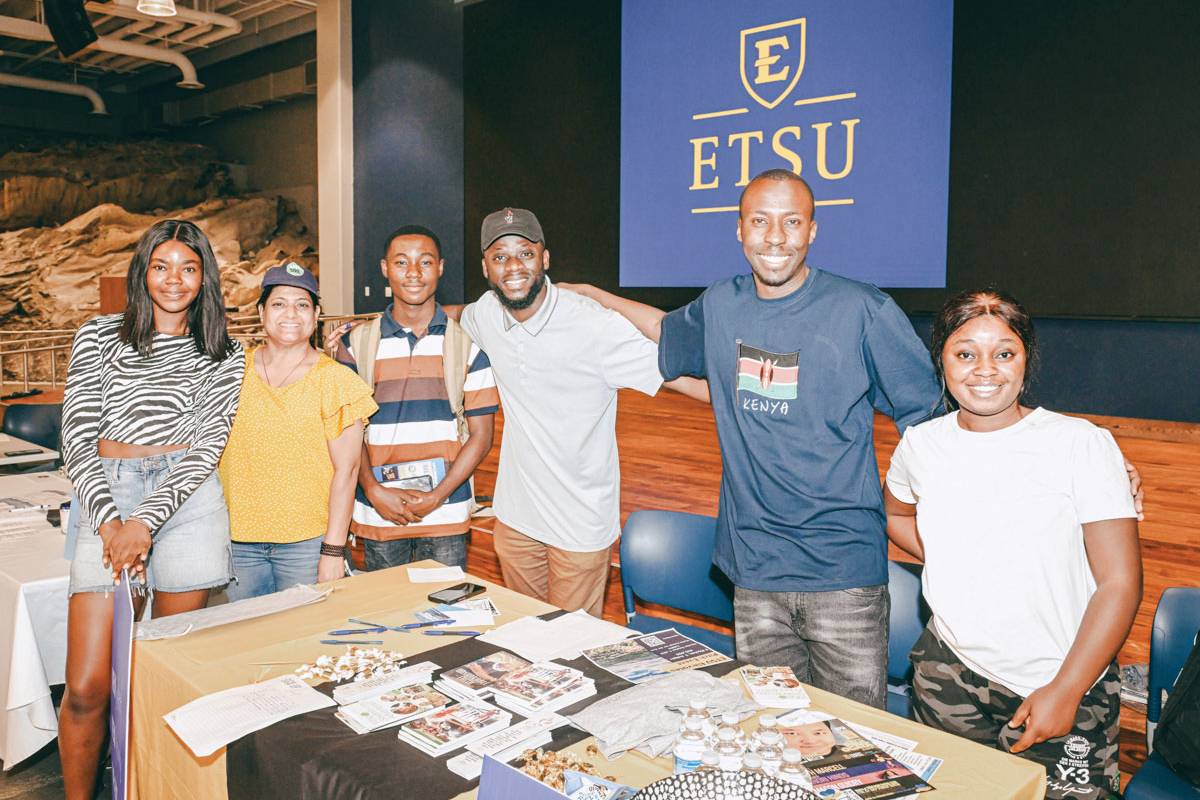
68, 451, 233, 596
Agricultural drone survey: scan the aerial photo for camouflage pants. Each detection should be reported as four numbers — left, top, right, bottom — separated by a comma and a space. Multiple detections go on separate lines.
910, 625, 1120, 800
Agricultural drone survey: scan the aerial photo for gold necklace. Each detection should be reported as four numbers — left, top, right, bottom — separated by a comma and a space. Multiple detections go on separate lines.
262, 347, 309, 388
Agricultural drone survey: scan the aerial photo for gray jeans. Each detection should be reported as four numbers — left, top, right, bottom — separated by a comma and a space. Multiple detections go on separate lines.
734, 584, 890, 709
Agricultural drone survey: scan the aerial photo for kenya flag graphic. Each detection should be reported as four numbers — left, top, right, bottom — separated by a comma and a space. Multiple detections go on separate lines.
737, 342, 799, 400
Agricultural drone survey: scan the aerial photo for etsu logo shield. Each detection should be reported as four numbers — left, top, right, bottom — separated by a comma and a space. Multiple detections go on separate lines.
740, 18, 806, 109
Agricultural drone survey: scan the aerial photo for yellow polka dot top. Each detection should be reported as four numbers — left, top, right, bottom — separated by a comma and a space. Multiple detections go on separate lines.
218, 348, 378, 543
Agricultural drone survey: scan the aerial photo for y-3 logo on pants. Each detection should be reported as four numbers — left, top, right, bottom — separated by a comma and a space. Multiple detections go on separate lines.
736, 342, 798, 400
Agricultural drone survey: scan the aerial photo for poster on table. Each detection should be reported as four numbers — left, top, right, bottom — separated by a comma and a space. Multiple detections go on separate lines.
109, 571, 134, 800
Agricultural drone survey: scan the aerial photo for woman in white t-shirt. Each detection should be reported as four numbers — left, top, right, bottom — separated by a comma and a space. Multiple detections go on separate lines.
884, 289, 1141, 800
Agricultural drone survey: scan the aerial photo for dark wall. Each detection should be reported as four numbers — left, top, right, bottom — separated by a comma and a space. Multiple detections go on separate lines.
464, 0, 1200, 422
353, 0, 464, 309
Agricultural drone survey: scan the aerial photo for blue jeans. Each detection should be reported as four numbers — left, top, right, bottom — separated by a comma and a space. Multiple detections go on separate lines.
226, 536, 323, 602
734, 584, 890, 708
362, 534, 468, 571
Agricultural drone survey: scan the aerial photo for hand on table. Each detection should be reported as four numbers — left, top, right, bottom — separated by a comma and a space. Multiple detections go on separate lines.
1007, 680, 1083, 754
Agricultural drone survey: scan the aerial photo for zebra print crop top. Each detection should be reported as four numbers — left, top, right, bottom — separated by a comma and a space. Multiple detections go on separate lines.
62, 314, 245, 535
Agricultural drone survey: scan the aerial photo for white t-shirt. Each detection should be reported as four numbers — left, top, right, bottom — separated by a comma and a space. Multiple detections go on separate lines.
885, 408, 1136, 698
461, 280, 664, 551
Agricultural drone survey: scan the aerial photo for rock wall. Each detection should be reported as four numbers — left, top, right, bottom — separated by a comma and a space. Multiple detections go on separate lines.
0, 196, 317, 331
0, 139, 232, 231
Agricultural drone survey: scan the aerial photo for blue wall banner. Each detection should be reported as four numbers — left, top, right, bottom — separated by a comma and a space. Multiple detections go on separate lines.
620, 1, 953, 288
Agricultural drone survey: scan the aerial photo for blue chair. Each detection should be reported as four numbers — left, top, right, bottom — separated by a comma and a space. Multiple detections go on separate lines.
1124, 586, 1200, 799
1, 403, 63, 471
619, 510, 735, 657
886, 560, 928, 719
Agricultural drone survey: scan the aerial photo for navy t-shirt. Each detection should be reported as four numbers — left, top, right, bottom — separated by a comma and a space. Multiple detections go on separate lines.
659, 268, 940, 592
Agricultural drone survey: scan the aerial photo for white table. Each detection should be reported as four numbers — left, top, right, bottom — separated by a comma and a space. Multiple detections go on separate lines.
0, 433, 59, 468
0, 479, 71, 769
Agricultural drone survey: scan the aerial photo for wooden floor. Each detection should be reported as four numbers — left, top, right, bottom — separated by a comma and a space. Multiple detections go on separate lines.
466, 389, 1200, 781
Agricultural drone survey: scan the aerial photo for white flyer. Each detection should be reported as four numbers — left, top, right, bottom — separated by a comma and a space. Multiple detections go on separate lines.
407, 566, 466, 583
447, 730, 553, 780
331, 661, 439, 705
164, 675, 335, 757
466, 712, 569, 756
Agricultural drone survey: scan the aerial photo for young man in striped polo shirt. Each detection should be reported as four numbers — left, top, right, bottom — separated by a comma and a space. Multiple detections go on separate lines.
335, 225, 499, 570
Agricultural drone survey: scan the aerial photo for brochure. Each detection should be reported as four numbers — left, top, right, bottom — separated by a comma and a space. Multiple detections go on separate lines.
489, 662, 596, 715
739, 665, 812, 709
372, 457, 446, 492
398, 701, 513, 756
447, 730, 553, 780
335, 683, 452, 735
436, 652, 532, 700
580, 628, 731, 684
775, 714, 933, 799
331, 661, 439, 705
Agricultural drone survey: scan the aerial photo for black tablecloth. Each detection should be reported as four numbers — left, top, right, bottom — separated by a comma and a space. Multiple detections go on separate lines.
226, 612, 738, 800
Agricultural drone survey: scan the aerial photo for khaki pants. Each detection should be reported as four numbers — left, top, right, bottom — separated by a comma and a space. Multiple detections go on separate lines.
492, 519, 611, 618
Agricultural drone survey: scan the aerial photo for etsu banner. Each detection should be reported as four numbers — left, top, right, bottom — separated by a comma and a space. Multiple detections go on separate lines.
619, 1, 953, 288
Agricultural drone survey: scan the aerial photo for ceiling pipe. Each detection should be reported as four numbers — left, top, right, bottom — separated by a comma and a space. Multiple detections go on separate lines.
0, 72, 108, 113
83, 0, 243, 47
0, 14, 203, 88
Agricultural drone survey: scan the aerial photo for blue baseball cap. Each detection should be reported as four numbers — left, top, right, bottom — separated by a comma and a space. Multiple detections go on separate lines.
261, 261, 318, 294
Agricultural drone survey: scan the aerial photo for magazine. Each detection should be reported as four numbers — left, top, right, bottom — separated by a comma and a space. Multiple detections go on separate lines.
436, 651, 531, 700
397, 701, 512, 756
777, 715, 933, 799
331, 661, 438, 705
335, 683, 451, 734
372, 457, 446, 492
489, 662, 596, 715
739, 665, 812, 709
580, 628, 731, 684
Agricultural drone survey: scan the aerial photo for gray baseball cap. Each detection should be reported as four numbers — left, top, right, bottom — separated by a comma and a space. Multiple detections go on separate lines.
480, 207, 544, 252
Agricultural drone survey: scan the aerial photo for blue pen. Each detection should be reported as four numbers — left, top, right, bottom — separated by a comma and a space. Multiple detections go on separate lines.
328, 627, 387, 636
423, 629, 480, 637
399, 619, 454, 630
320, 639, 385, 645
347, 617, 419, 632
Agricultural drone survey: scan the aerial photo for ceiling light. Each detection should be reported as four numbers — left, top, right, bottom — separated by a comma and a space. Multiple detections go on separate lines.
137, 0, 177, 17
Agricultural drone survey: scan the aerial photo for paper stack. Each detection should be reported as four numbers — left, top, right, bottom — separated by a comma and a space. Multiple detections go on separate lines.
739, 665, 812, 709
332, 661, 438, 706
489, 662, 596, 716
335, 683, 453, 734
446, 712, 566, 780
398, 700, 513, 756
435, 651, 532, 702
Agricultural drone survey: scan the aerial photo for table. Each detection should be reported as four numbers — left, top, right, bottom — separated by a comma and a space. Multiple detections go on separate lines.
0, 518, 70, 768
0, 434, 59, 468
130, 563, 1047, 800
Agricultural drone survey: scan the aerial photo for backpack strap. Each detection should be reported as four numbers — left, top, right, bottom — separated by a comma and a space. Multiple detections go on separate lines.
347, 315, 383, 389
441, 316, 474, 445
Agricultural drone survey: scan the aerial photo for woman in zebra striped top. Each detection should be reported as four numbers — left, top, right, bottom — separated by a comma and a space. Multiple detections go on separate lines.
59, 219, 244, 798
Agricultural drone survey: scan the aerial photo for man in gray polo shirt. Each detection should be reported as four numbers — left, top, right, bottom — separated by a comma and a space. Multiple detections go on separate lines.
459, 208, 705, 617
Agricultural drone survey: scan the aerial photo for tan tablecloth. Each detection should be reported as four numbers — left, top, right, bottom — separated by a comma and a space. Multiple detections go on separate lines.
130, 562, 1045, 799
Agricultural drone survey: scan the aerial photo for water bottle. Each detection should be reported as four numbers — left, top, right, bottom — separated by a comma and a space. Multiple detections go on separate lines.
697, 749, 720, 773
673, 717, 707, 774
757, 729, 785, 775
741, 751, 767, 776
777, 748, 811, 788
714, 726, 744, 771
684, 698, 713, 735
748, 712, 778, 752
715, 711, 744, 747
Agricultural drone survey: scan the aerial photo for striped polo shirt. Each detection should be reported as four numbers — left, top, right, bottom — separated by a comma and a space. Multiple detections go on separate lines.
336, 305, 499, 540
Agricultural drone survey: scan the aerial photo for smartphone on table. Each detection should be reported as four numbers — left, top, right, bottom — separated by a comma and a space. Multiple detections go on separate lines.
427, 582, 486, 605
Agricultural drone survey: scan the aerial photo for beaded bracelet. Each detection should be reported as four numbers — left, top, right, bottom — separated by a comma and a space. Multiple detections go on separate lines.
320, 542, 346, 558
